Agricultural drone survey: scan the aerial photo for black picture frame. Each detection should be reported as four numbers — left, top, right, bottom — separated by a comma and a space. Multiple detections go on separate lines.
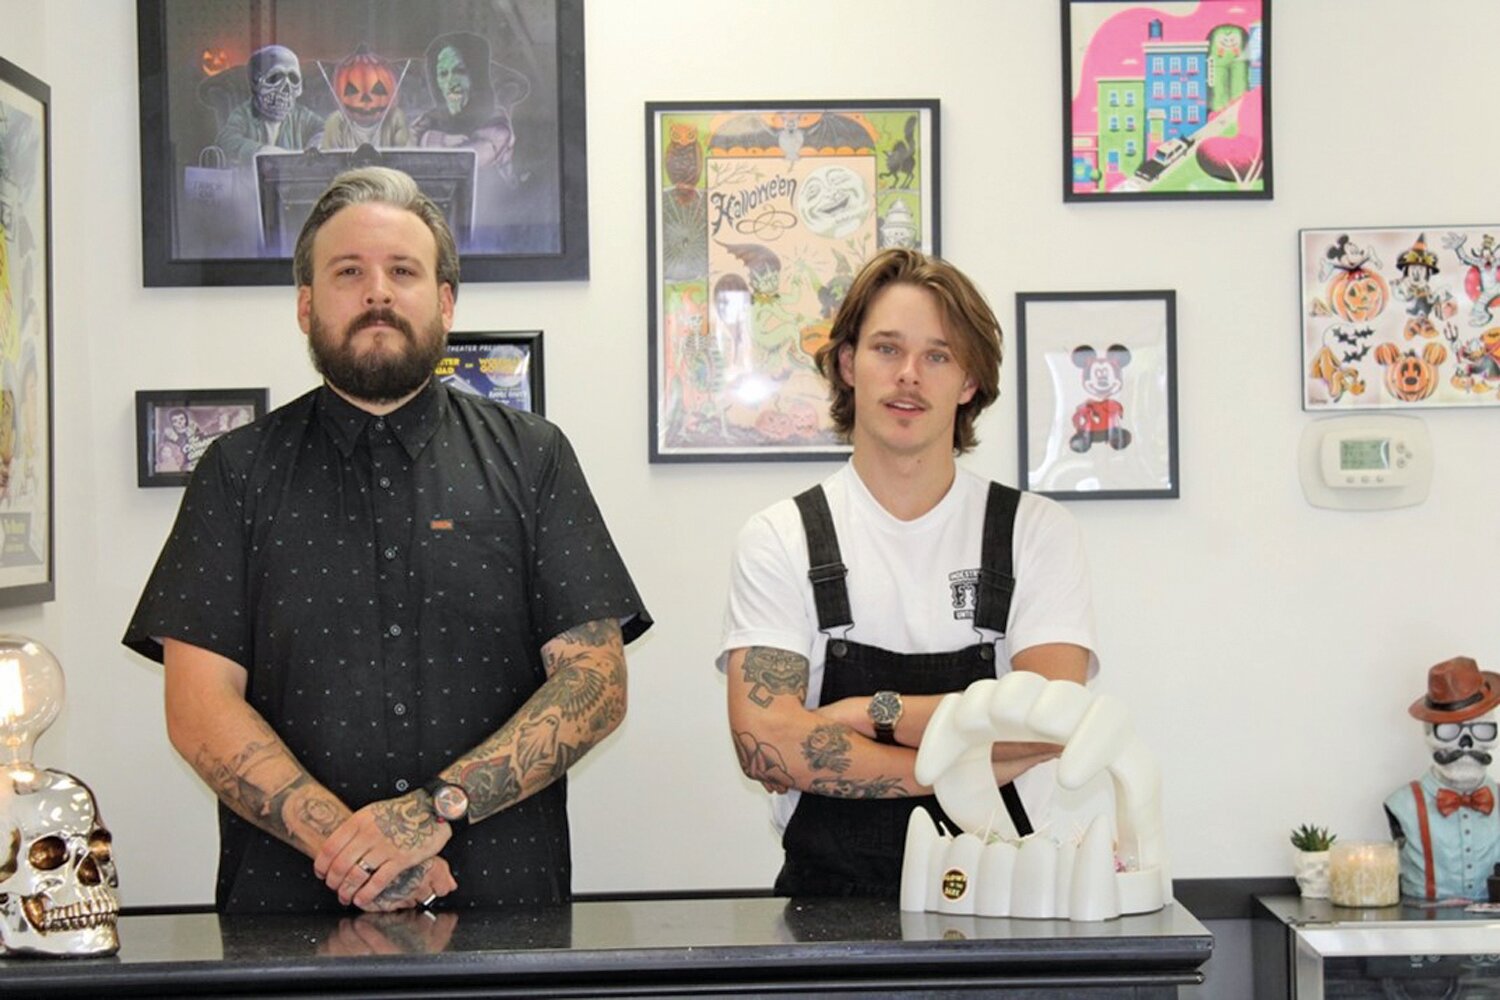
1016, 291, 1179, 500
136, 0, 588, 286
1060, 0, 1271, 202
438, 330, 544, 416
136, 388, 269, 488
646, 99, 941, 463
0, 56, 55, 608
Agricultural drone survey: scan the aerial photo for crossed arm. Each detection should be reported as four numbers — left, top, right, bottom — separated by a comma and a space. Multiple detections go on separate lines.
164, 617, 626, 911
725, 642, 1090, 800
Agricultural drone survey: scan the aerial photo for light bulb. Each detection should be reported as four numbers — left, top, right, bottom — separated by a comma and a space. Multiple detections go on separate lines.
0, 635, 64, 768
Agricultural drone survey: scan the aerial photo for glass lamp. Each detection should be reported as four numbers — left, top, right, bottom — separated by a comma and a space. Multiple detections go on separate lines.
0, 634, 64, 773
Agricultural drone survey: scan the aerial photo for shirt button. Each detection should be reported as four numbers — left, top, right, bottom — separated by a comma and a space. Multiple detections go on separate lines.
384, 546, 398, 560
374, 419, 386, 431
378, 476, 392, 489
393, 702, 407, 717
395, 778, 409, 792
388, 624, 402, 637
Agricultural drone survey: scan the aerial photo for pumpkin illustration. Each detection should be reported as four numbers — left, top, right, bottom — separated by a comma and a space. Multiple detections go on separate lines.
334, 44, 397, 127
1328, 268, 1389, 322
1375, 341, 1446, 402
200, 47, 230, 77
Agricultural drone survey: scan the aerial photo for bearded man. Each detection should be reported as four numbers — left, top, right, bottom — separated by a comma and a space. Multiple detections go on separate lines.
124, 167, 650, 913
1385, 656, 1500, 901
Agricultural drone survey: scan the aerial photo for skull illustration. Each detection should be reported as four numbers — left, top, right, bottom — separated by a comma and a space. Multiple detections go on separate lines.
1426, 711, 1499, 791
249, 44, 303, 122
0, 768, 119, 956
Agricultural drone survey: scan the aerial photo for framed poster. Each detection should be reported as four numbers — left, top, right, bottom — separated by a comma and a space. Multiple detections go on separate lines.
647, 99, 940, 463
135, 388, 268, 488
437, 330, 543, 415
1062, 0, 1271, 201
0, 57, 54, 607
1300, 226, 1500, 410
136, 0, 587, 286
1017, 291, 1179, 500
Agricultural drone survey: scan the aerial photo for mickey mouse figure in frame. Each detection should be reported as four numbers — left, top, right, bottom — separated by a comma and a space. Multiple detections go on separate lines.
1068, 344, 1132, 453
1384, 656, 1500, 902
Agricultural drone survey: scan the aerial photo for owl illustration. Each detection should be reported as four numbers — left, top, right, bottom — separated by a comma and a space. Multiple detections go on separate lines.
665, 123, 702, 205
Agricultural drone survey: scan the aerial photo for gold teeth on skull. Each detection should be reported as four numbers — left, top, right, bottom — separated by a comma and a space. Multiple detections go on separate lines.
22, 894, 119, 932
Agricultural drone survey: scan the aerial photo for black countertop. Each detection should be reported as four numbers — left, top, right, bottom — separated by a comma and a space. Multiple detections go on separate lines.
0, 896, 1213, 997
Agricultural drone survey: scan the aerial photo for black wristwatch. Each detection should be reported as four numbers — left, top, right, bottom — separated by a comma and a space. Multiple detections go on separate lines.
422, 778, 471, 832
868, 690, 904, 745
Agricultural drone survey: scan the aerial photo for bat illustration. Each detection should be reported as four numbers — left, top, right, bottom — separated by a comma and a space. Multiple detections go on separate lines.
708, 111, 877, 162
1342, 344, 1372, 363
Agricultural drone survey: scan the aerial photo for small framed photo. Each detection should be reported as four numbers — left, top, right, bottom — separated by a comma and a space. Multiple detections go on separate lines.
136, 389, 268, 488
1016, 291, 1179, 500
437, 330, 544, 415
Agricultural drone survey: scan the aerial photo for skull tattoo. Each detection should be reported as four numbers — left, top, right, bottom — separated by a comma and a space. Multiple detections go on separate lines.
249, 44, 303, 122
0, 768, 119, 956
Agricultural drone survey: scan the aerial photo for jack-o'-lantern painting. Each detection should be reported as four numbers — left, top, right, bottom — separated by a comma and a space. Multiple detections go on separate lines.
1302, 226, 1500, 410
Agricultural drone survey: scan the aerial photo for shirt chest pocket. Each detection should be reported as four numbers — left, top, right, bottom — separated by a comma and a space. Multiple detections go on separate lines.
418, 515, 531, 631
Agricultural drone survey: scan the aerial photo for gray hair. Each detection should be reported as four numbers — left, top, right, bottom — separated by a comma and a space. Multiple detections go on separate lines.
291, 166, 460, 297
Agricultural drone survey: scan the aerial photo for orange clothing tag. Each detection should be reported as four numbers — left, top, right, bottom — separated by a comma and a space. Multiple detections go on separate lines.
430, 519, 454, 531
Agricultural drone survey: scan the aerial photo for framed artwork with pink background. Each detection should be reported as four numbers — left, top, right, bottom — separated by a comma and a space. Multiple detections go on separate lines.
1062, 0, 1271, 201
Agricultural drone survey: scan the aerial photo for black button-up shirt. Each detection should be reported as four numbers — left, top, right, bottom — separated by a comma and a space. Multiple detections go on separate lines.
124, 381, 651, 912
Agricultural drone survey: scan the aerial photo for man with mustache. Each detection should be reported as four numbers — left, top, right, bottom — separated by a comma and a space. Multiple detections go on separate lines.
1385, 656, 1500, 901
718, 248, 1098, 896
124, 167, 650, 913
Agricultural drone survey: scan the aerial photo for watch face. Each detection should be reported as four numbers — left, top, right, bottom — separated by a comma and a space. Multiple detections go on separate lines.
869, 691, 902, 727
432, 784, 469, 821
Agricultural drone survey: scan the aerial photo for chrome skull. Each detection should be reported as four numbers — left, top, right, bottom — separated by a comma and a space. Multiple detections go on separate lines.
0, 768, 119, 956
249, 44, 303, 122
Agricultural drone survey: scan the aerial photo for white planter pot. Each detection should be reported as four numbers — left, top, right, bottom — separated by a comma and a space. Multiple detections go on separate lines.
1294, 849, 1331, 899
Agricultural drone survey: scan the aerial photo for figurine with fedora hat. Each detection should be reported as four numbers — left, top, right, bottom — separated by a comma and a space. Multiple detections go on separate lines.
1384, 656, 1500, 901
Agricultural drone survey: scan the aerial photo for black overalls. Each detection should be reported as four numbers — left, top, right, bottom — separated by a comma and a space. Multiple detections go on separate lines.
774, 481, 1031, 898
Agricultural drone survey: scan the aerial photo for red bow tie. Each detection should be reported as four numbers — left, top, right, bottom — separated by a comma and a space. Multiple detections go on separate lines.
1437, 786, 1495, 817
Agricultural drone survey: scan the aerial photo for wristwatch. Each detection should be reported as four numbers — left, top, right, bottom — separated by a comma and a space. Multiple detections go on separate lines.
868, 690, 904, 745
422, 778, 471, 832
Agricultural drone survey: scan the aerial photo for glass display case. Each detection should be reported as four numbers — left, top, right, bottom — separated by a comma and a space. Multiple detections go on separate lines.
1255, 894, 1500, 998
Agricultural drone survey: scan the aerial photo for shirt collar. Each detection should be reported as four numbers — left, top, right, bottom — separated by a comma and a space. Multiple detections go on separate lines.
315, 379, 445, 459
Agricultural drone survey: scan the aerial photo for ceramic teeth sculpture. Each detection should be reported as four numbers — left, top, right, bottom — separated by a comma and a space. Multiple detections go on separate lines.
900, 672, 1168, 922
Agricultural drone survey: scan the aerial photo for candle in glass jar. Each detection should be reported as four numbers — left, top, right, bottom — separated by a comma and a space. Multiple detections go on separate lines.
1329, 841, 1399, 907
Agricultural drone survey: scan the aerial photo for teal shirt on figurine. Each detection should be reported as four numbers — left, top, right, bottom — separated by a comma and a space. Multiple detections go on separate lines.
1384, 657, 1500, 902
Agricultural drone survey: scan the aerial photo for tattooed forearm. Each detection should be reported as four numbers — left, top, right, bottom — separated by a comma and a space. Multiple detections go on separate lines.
741, 647, 808, 707
808, 776, 910, 799
297, 795, 342, 838
801, 724, 852, 773
733, 730, 795, 791
194, 726, 321, 846
524, 662, 607, 721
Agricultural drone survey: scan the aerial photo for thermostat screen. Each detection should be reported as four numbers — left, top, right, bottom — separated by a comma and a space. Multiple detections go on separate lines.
1340, 438, 1389, 471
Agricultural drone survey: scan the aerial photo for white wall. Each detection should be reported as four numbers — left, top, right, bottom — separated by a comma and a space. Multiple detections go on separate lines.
1, 0, 1496, 907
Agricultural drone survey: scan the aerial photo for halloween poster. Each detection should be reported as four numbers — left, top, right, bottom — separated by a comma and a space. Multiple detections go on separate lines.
141, 0, 581, 283
648, 102, 937, 461
1063, 0, 1269, 200
1300, 226, 1500, 410
0, 58, 53, 604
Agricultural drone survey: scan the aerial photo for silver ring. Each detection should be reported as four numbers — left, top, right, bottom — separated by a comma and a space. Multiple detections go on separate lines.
357, 860, 378, 875
421, 892, 438, 907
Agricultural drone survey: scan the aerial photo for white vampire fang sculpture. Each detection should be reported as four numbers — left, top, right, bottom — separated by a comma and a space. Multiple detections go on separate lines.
901, 672, 1169, 922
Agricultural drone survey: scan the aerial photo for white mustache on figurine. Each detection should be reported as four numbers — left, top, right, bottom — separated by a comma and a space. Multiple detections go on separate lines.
901, 671, 1169, 923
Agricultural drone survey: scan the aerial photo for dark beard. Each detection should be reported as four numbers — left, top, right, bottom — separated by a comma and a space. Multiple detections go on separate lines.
308, 307, 446, 404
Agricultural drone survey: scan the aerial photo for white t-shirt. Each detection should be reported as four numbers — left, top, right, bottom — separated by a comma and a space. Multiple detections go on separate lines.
718, 462, 1099, 831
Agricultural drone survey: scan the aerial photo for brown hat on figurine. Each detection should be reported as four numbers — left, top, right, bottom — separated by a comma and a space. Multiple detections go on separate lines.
1408, 656, 1500, 723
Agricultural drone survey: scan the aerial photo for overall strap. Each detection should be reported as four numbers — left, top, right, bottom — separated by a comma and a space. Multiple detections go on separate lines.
1410, 780, 1436, 901
975, 483, 1021, 634
794, 486, 853, 631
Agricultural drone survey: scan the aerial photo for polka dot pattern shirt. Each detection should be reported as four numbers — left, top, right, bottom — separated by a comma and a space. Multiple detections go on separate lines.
123, 382, 651, 913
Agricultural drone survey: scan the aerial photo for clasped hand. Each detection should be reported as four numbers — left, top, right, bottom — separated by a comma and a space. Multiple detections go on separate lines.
313, 791, 458, 911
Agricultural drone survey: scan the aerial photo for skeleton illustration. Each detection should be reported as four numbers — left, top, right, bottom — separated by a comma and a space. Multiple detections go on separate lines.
0, 768, 119, 956
901, 672, 1167, 922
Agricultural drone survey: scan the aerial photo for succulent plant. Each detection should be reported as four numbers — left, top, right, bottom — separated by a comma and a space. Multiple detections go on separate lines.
1289, 823, 1336, 852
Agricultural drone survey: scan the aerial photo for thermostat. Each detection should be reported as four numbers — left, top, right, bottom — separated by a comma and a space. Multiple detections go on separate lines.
1298, 415, 1432, 510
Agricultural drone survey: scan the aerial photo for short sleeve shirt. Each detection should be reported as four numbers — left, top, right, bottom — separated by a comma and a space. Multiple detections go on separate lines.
123, 381, 651, 912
